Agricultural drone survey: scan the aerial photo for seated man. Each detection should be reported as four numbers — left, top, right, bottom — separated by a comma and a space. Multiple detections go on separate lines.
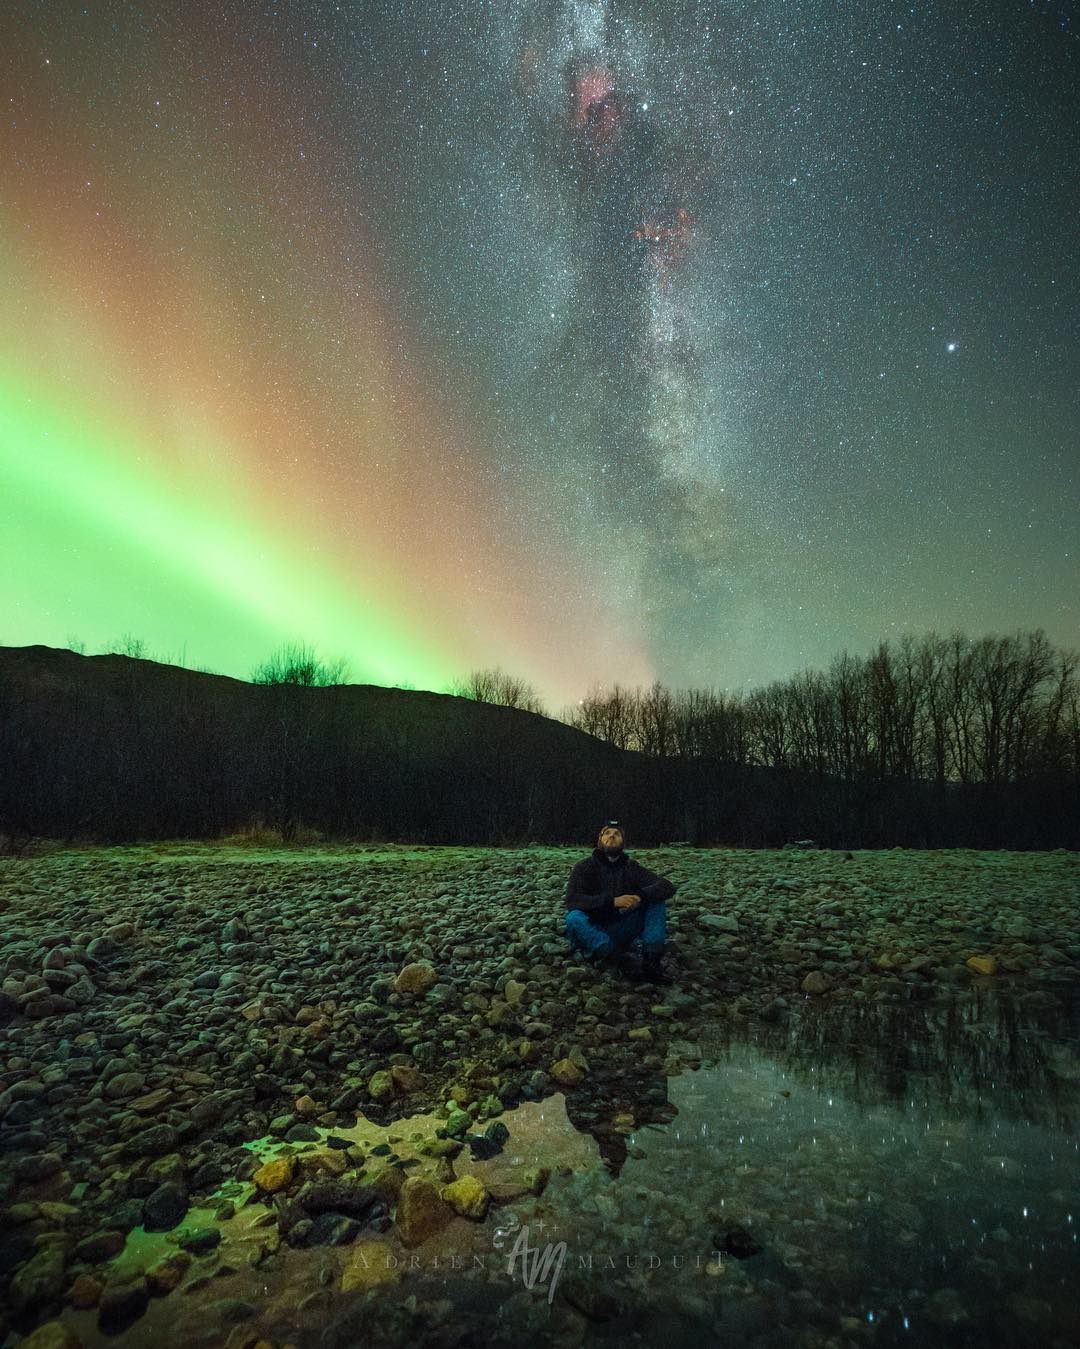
564, 820, 677, 984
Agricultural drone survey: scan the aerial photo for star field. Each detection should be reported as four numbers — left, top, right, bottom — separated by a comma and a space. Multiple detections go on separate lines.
1, 0, 1076, 709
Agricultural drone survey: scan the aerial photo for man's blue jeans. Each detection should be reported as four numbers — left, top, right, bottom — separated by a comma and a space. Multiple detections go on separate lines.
565, 901, 667, 961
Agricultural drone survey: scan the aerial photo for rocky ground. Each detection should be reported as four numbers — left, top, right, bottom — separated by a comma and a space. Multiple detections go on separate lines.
1, 842, 1078, 1347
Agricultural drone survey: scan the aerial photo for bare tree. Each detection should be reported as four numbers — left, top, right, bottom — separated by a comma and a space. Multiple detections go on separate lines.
744, 681, 790, 768
918, 631, 952, 786
826, 650, 871, 781
597, 682, 636, 749
942, 631, 979, 783
1038, 646, 1080, 775
446, 667, 547, 715
1002, 629, 1056, 779
636, 679, 677, 756
251, 640, 351, 687
106, 633, 149, 659
566, 682, 610, 740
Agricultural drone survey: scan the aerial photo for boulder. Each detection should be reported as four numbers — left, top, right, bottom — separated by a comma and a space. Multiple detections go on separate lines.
394, 1176, 453, 1248
441, 1173, 490, 1220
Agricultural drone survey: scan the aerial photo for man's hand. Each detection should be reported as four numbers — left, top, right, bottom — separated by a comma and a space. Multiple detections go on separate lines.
613, 893, 641, 910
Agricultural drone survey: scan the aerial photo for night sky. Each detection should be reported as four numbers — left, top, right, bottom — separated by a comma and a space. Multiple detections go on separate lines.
2, 1, 1076, 713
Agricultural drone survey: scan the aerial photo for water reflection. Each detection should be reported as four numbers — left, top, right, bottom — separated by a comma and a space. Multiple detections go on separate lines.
41, 989, 1080, 1349
705, 986, 1080, 1132
562, 1062, 678, 1177
543, 987, 1080, 1348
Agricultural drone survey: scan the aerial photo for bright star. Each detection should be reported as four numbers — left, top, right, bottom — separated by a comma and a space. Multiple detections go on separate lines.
946, 341, 958, 353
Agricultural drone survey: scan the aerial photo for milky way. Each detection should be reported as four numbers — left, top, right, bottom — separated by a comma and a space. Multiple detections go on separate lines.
2, 1, 1076, 711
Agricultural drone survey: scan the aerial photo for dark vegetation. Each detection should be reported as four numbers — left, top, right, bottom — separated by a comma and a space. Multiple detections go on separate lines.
1, 628, 1076, 851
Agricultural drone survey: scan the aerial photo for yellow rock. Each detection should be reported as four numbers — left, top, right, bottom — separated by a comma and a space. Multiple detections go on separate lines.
298, 1149, 348, 1178
341, 1238, 401, 1292
252, 1155, 297, 1193
441, 1173, 490, 1220
395, 1176, 453, 1248
550, 1057, 584, 1084
966, 954, 998, 976
17, 1323, 83, 1349
224, 1329, 264, 1349
394, 962, 437, 995
801, 970, 834, 995
627, 1027, 652, 1040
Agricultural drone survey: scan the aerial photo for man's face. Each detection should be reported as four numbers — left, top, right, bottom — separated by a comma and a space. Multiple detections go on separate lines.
599, 827, 624, 852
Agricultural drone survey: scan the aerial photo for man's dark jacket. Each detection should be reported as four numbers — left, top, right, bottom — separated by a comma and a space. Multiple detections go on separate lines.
564, 847, 677, 927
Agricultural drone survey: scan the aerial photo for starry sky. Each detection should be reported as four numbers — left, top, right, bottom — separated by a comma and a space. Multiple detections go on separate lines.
2, 0, 1077, 713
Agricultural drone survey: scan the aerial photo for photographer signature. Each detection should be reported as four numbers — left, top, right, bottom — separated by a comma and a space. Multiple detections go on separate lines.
503, 1219, 566, 1303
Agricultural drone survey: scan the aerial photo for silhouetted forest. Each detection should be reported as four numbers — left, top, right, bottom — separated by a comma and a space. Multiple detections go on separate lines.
1, 629, 1076, 850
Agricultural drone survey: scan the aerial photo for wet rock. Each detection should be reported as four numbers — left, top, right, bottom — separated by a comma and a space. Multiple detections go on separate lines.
340, 1237, 400, 1291
128, 1123, 180, 1157
524, 1166, 550, 1195
926, 1286, 971, 1326
146, 1250, 193, 1297
102, 1070, 146, 1100
97, 1278, 150, 1334
18, 1323, 84, 1349
441, 1173, 490, 1219
173, 1225, 222, 1254
129, 1086, 175, 1114
95, 1278, 148, 1332
13, 1151, 63, 1184
9, 1247, 66, 1312
252, 1156, 296, 1193
801, 970, 834, 995
559, 1272, 625, 1322
368, 1070, 395, 1102
395, 1176, 453, 1247
715, 1225, 763, 1259
466, 1134, 501, 1160
550, 1057, 584, 1085
67, 1273, 104, 1309
74, 1230, 126, 1262
221, 917, 249, 943
393, 962, 437, 995
297, 1179, 381, 1218
305, 1213, 363, 1246
143, 1181, 189, 1232
443, 1108, 471, 1137
701, 914, 740, 933
390, 1063, 422, 1093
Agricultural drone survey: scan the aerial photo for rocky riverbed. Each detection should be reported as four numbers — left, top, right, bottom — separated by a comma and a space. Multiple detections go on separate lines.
1, 842, 1078, 1347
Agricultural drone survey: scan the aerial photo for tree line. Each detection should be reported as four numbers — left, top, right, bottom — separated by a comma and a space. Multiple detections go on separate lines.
57, 626, 1080, 786
4, 625, 1072, 851
559, 630, 1079, 786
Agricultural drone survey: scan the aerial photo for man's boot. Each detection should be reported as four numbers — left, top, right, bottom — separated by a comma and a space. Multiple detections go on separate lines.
587, 948, 640, 979
640, 944, 673, 986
